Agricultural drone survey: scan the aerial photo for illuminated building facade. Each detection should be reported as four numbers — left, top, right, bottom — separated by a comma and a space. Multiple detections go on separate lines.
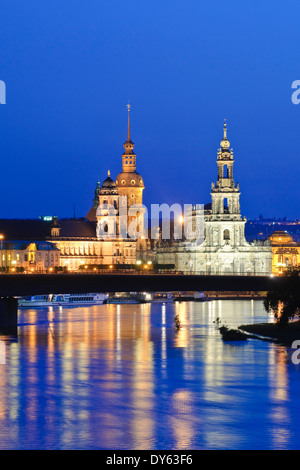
0, 239, 60, 273
155, 122, 272, 274
268, 231, 300, 275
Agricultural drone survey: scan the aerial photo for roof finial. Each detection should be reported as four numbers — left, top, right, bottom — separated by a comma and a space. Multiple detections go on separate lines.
107, 169, 110, 177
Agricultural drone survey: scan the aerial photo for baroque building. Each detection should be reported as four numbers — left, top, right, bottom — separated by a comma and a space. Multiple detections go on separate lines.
52, 107, 147, 269
155, 121, 272, 274
268, 231, 300, 275
0, 234, 60, 273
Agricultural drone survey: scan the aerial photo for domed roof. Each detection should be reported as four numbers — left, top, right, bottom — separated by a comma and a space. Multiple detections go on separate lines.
100, 171, 118, 195
102, 176, 116, 188
268, 231, 294, 245
116, 171, 144, 188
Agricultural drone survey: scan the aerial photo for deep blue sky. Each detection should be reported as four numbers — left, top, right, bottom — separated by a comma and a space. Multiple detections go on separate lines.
0, 0, 299, 220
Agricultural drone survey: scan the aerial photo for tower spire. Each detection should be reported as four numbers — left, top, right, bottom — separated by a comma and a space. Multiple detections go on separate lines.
127, 102, 131, 142
123, 102, 135, 164
220, 119, 230, 150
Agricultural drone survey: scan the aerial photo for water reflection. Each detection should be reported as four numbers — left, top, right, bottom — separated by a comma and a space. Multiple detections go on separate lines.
0, 300, 298, 449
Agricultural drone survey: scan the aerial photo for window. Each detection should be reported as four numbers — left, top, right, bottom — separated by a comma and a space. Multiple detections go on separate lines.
223, 198, 228, 213
223, 229, 230, 240
223, 164, 228, 178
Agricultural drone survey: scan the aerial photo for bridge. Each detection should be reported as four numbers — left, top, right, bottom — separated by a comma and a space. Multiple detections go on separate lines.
0, 272, 286, 335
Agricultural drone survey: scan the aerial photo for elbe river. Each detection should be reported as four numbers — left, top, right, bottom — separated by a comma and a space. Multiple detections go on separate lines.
0, 299, 299, 450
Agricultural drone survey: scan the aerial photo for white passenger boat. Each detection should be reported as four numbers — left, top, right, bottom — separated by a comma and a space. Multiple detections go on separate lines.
18, 293, 108, 308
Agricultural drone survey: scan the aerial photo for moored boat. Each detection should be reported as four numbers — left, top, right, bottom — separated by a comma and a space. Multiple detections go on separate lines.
18, 293, 108, 308
151, 293, 174, 303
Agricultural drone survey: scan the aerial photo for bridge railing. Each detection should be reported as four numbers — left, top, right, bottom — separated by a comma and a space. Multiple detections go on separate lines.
0, 268, 275, 276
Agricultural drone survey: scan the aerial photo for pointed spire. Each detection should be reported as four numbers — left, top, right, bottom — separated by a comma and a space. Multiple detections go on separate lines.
123, 102, 135, 156
127, 102, 131, 142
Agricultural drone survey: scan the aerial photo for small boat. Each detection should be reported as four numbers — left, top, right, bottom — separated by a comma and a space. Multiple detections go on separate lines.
219, 325, 248, 341
106, 293, 146, 304
18, 293, 108, 308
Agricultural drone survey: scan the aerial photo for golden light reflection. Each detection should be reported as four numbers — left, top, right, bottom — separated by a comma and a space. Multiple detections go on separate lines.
268, 348, 289, 402
267, 347, 290, 448
174, 302, 189, 348
131, 303, 154, 449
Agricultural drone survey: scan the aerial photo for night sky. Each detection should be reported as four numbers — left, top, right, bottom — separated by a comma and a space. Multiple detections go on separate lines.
0, 1, 299, 220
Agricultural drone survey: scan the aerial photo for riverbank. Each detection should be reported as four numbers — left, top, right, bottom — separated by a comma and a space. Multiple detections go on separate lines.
239, 321, 300, 345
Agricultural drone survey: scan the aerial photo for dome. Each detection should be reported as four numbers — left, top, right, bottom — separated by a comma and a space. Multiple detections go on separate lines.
102, 176, 116, 188
100, 171, 118, 195
268, 231, 294, 245
116, 171, 144, 188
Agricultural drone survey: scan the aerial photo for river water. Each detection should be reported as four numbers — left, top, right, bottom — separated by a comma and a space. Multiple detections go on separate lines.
0, 299, 299, 450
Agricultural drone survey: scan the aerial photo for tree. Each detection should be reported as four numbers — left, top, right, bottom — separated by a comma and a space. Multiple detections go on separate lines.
264, 266, 300, 326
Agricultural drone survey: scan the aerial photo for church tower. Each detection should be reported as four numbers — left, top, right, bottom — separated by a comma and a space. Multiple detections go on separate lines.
206, 120, 247, 247
116, 105, 145, 240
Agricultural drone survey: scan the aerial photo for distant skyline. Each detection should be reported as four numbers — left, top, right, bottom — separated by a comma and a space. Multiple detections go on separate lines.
0, 1, 300, 220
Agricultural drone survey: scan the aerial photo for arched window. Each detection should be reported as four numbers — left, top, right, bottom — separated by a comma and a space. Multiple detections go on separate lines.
223, 229, 230, 240
223, 164, 228, 178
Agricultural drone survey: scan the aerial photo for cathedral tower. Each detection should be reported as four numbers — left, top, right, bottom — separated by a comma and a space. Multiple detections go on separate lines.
206, 120, 247, 247
211, 120, 241, 220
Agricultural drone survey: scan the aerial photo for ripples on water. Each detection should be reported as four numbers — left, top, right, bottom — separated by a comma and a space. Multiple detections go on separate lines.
0, 299, 299, 450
